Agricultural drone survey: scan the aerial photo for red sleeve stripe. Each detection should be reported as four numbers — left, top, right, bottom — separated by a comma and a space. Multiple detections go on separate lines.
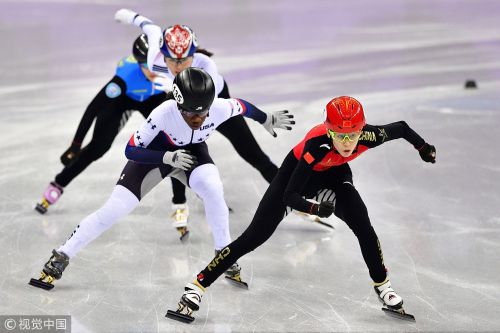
235, 98, 247, 115
128, 135, 136, 147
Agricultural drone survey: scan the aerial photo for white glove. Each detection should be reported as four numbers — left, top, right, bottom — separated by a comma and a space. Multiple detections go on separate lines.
114, 8, 138, 25
152, 75, 172, 92
163, 150, 198, 171
263, 110, 295, 137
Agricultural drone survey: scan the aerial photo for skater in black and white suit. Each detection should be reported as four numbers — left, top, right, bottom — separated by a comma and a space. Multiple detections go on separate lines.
115, 9, 280, 232
29, 68, 294, 290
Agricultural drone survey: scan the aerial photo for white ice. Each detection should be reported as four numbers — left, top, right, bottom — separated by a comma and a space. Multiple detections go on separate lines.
1, 0, 500, 332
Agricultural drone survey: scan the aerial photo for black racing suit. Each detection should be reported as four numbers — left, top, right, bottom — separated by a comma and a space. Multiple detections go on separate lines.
194, 121, 427, 287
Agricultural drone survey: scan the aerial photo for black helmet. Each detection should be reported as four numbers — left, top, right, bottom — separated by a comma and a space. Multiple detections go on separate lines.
132, 34, 148, 64
172, 68, 215, 113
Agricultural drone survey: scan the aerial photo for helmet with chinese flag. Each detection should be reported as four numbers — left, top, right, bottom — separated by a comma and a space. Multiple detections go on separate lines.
324, 96, 365, 133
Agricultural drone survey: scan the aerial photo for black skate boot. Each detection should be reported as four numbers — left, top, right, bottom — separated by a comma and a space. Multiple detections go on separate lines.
166, 282, 205, 323
375, 279, 415, 321
215, 250, 248, 289
29, 249, 69, 290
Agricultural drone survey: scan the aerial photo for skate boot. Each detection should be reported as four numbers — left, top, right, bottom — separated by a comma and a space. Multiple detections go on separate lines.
166, 281, 205, 323
374, 279, 415, 321
29, 249, 69, 290
171, 203, 189, 242
215, 250, 248, 289
35, 182, 64, 214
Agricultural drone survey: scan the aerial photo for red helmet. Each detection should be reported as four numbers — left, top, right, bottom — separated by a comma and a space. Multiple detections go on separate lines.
324, 96, 365, 133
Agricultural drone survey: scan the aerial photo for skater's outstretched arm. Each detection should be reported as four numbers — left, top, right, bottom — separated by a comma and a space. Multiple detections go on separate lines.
228, 98, 296, 137
115, 9, 162, 72
361, 122, 436, 163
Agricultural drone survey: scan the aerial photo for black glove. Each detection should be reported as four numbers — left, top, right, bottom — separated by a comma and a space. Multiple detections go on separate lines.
311, 201, 335, 218
418, 143, 436, 163
60, 144, 81, 166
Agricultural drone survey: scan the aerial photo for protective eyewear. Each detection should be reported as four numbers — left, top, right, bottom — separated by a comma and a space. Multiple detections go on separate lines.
180, 109, 209, 117
166, 57, 191, 66
327, 129, 361, 143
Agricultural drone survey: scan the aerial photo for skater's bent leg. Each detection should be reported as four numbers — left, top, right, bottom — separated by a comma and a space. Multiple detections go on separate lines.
57, 185, 139, 258
335, 182, 387, 283
55, 105, 122, 187
171, 177, 187, 204
55, 141, 113, 187
188, 164, 230, 250
196, 177, 288, 288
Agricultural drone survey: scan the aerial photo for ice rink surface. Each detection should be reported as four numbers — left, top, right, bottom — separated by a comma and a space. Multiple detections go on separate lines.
1, 0, 500, 332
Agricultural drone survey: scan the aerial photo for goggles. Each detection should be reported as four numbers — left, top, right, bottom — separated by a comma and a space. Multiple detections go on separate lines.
180, 108, 209, 118
327, 129, 361, 143
166, 57, 192, 66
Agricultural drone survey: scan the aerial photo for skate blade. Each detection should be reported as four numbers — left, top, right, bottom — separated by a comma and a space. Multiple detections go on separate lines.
224, 275, 249, 289
382, 307, 415, 322
35, 203, 48, 214
312, 218, 334, 229
165, 309, 195, 323
28, 278, 54, 290
296, 211, 334, 229
178, 229, 190, 242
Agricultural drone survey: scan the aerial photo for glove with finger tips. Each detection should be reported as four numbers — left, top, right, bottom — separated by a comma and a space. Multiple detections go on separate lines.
418, 143, 436, 163
310, 201, 335, 218
263, 110, 295, 137
163, 150, 198, 171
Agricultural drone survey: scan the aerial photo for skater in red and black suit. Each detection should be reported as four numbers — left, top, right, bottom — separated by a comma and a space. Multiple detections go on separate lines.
168, 96, 437, 323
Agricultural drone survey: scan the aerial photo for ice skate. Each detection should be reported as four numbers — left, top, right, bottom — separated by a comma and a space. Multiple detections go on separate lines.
375, 279, 415, 322
35, 182, 64, 214
29, 249, 69, 290
166, 282, 205, 323
171, 203, 189, 242
215, 250, 248, 289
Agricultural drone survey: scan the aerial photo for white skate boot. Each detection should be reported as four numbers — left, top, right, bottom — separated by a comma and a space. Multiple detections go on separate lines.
171, 203, 189, 242
35, 182, 64, 214
166, 282, 205, 323
374, 279, 415, 321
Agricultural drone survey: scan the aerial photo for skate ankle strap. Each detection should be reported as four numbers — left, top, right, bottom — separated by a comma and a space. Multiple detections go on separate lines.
374, 278, 390, 288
